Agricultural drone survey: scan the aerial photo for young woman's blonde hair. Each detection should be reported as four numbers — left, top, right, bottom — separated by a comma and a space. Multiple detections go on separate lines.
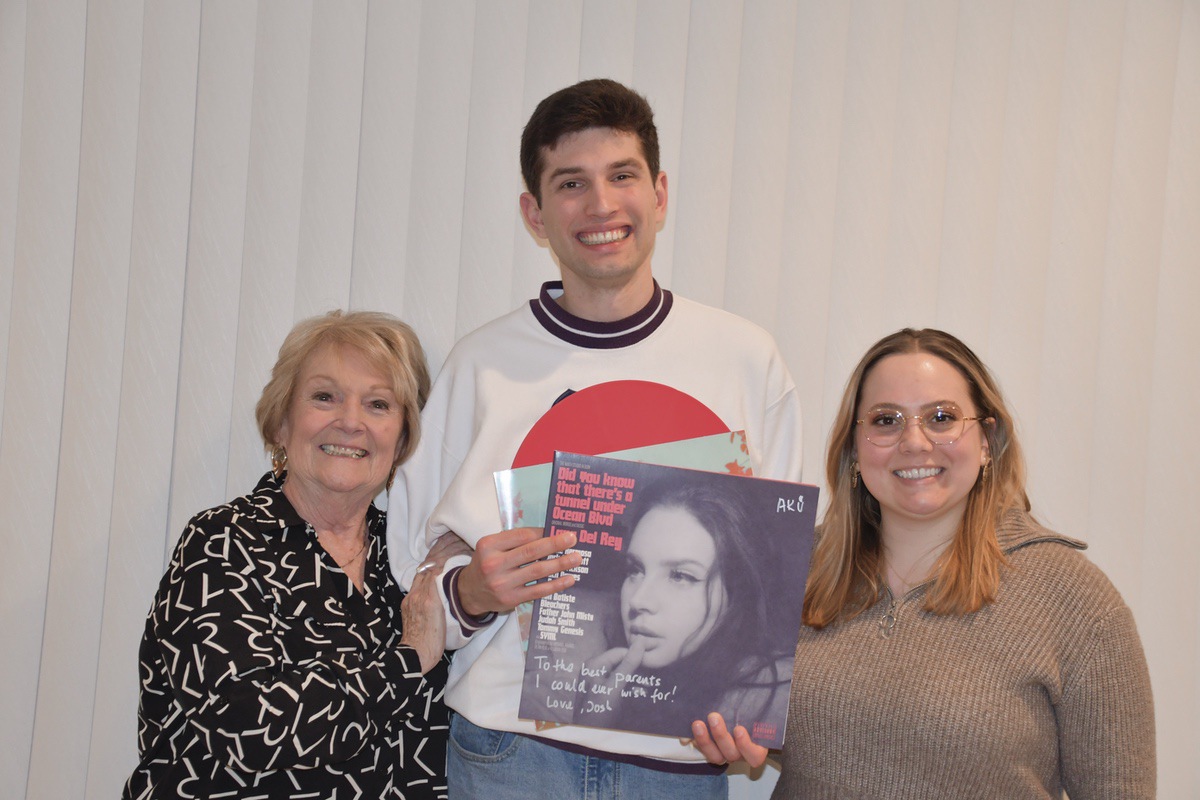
803, 328, 1030, 629
255, 310, 431, 475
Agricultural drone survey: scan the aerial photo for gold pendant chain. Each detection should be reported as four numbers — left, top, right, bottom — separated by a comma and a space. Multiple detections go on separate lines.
315, 520, 370, 572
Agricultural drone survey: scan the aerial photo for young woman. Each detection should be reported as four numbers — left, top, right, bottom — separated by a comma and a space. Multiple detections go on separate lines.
694, 328, 1155, 799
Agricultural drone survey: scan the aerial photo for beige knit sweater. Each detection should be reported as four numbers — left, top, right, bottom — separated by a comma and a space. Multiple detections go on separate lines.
772, 510, 1155, 799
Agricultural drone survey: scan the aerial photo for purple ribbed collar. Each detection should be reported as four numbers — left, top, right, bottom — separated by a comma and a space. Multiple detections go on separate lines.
529, 280, 673, 349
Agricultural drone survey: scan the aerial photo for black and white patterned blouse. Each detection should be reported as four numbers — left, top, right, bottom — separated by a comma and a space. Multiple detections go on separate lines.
123, 472, 449, 799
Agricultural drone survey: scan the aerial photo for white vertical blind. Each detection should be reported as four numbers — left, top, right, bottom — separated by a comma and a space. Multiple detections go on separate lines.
724, 0, 798, 332
1, 2, 1194, 797
86, 5, 202, 796
165, 0, 254, 544
404, 0, 478, 370
0, 0, 28, 419
673, 0, 745, 307
293, 0, 368, 319
1, 0, 88, 794
28, 1, 144, 796
1136, 0, 1200, 788
455, 2, 528, 338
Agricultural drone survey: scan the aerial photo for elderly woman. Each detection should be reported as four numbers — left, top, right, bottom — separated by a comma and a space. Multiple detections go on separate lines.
695, 328, 1155, 799
123, 310, 462, 799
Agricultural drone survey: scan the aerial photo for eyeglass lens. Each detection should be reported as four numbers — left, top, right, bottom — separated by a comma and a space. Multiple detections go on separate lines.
862, 406, 965, 446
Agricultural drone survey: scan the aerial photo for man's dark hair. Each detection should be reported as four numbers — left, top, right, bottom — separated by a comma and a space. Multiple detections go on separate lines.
520, 78, 660, 205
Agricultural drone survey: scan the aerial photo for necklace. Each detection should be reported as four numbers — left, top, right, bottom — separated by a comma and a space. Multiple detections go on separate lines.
317, 521, 369, 572
881, 534, 953, 596
338, 535, 369, 568
884, 559, 929, 597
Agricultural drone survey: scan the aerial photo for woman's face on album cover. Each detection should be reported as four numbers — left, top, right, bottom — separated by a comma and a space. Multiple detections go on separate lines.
621, 505, 728, 670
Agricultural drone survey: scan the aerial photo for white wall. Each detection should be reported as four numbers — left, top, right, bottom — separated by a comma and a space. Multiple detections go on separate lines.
1, 1, 1195, 797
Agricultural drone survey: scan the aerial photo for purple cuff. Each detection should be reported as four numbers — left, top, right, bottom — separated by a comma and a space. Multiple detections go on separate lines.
444, 564, 498, 638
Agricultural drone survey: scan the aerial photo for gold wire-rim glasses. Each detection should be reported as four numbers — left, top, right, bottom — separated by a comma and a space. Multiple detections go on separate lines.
855, 406, 993, 447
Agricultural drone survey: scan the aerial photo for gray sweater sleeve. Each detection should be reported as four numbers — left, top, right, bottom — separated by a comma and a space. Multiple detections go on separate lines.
1057, 602, 1155, 799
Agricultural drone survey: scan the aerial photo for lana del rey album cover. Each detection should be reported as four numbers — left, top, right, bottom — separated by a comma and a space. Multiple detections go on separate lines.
518, 451, 817, 747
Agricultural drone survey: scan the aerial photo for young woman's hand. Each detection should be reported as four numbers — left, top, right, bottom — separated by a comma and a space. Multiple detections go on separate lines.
690, 712, 768, 768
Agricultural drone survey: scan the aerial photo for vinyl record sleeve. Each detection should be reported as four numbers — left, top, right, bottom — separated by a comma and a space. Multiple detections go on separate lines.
518, 451, 817, 747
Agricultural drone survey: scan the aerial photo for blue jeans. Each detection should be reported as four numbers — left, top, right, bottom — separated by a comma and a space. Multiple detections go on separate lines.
447, 714, 728, 800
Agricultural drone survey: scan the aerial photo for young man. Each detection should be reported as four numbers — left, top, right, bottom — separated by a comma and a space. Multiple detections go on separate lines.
388, 79, 802, 798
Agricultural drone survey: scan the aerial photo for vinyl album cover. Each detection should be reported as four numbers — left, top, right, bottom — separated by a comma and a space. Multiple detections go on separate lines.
494, 430, 752, 532
518, 452, 817, 747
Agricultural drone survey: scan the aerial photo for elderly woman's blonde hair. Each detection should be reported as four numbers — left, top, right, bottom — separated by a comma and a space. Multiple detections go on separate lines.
255, 310, 431, 474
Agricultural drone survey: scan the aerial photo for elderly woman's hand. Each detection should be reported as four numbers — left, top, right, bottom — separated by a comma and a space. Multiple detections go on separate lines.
399, 569, 446, 674
423, 531, 474, 572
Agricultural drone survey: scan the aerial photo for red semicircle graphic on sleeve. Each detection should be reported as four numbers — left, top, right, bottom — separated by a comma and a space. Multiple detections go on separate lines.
510, 380, 729, 469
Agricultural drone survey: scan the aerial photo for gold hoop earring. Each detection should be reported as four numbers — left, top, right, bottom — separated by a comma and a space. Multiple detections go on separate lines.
271, 445, 288, 478
851, 461, 860, 488
980, 457, 991, 483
